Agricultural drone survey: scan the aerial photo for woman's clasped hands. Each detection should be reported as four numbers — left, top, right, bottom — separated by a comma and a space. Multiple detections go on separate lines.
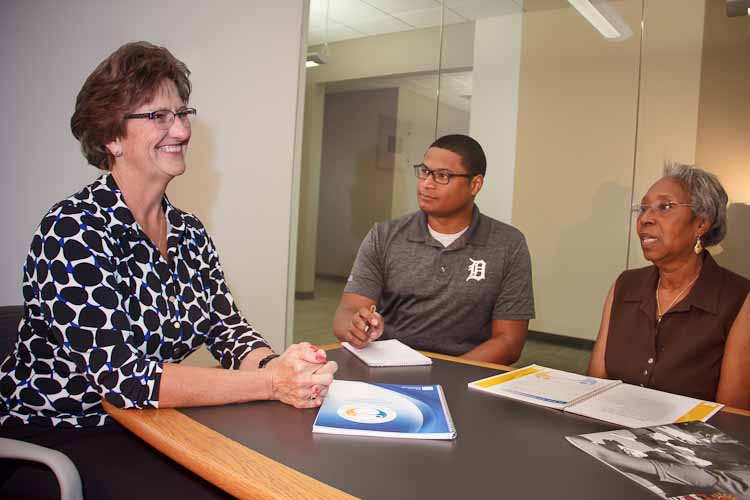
264, 343, 338, 408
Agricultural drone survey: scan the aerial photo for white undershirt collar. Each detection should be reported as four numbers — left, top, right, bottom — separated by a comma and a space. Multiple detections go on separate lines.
428, 225, 469, 247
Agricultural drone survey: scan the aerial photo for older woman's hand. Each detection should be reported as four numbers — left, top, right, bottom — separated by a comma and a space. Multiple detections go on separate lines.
266, 342, 338, 408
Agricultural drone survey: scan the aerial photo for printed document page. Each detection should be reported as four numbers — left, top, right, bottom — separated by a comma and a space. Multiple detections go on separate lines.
565, 383, 723, 428
469, 365, 620, 409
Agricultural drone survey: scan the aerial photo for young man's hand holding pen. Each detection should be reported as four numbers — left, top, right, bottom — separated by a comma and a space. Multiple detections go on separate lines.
347, 304, 383, 348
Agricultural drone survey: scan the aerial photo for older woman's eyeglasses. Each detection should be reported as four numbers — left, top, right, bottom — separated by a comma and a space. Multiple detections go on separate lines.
413, 164, 473, 185
632, 201, 693, 216
125, 108, 197, 129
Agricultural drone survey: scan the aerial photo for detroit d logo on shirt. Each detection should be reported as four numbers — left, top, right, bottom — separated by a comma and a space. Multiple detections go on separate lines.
466, 258, 486, 282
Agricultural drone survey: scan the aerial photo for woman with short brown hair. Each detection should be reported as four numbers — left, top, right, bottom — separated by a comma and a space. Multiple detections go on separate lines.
71, 41, 193, 171
0, 41, 336, 498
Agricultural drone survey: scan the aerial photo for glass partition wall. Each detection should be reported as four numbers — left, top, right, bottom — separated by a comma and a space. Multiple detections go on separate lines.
293, 0, 750, 358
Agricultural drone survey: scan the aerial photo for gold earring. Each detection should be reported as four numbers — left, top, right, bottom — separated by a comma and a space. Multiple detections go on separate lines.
694, 236, 703, 254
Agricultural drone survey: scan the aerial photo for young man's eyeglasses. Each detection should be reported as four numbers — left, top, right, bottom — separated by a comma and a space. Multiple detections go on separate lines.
631, 201, 693, 216
413, 164, 474, 185
125, 108, 197, 130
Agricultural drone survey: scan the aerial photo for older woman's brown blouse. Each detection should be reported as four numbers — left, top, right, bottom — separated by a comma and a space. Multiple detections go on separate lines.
605, 252, 750, 402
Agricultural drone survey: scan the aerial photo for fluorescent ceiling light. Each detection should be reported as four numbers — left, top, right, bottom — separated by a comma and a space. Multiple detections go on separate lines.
306, 51, 329, 68
568, 0, 622, 39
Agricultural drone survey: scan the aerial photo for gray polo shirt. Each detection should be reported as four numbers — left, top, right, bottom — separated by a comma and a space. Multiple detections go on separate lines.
344, 205, 535, 356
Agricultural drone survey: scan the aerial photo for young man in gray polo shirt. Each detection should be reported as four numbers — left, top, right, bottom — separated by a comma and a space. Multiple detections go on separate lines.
333, 134, 534, 364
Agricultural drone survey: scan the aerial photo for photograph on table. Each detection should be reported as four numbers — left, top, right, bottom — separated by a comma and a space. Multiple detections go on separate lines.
567, 421, 750, 499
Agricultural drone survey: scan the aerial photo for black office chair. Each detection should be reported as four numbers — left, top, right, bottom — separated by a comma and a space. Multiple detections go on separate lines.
0, 305, 83, 500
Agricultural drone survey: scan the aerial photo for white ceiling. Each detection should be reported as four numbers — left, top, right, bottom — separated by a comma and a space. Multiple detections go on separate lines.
308, 0, 524, 45
310, 0, 529, 112
326, 71, 474, 112
310, 1, 635, 111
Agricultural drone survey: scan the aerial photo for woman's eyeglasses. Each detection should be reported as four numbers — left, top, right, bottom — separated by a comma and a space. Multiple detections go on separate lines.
632, 201, 693, 216
125, 108, 197, 130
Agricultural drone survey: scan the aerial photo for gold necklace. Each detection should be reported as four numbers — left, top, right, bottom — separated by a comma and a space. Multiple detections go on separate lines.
656, 272, 700, 323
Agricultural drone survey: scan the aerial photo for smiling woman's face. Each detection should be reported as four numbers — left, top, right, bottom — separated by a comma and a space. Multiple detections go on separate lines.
109, 79, 191, 181
637, 177, 706, 266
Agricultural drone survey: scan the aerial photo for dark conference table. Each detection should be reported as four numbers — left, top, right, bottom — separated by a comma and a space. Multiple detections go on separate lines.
104, 346, 750, 500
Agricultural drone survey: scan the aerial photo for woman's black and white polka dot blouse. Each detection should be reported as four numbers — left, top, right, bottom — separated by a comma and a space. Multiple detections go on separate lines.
0, 174, 270, 427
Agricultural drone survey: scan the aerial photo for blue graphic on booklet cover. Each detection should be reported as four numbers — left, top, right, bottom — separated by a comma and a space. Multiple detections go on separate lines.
315, 381, 450, 434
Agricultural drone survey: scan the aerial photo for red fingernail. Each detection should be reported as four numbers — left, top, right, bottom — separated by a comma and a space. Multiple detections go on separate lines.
315, 354, 326, 362
313, 387, 319, 394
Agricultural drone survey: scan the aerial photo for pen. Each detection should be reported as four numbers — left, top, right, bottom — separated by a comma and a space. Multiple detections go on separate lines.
363, 304, 377, 335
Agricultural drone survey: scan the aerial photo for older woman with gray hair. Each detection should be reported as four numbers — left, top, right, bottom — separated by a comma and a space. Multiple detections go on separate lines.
589, 164, 750, 409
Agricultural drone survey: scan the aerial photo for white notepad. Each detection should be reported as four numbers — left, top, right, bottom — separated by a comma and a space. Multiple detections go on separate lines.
342, 339, 433, 367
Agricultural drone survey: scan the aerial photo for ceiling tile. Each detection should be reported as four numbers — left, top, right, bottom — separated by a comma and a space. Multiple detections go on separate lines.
325, 72, 472, 112
328, 26, 367, 43
349, 16, 414, 35
309, 0, 333, 31
308, 18, 366, 44
395, 7, 468, 28
309, 0, 329, 17
310, 0, 510, 44
361, 0, 441, 14
329, 0, 391, 24
444, 0, 522, 20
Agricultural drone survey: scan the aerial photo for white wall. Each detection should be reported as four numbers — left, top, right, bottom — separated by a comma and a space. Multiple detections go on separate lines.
316, 88, 397, 277
512, 2, 643, 340
470, 14, 522, 224
295, 83, 326, 295
392, 88, 470, 218
1, 0, 306, 353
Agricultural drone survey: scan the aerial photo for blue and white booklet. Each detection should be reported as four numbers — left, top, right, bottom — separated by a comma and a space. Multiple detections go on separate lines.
313, 380, 456, 440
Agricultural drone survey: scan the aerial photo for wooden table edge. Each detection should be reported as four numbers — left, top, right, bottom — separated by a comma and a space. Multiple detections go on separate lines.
320, 342, 750, 416
102, 400, 357, 500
